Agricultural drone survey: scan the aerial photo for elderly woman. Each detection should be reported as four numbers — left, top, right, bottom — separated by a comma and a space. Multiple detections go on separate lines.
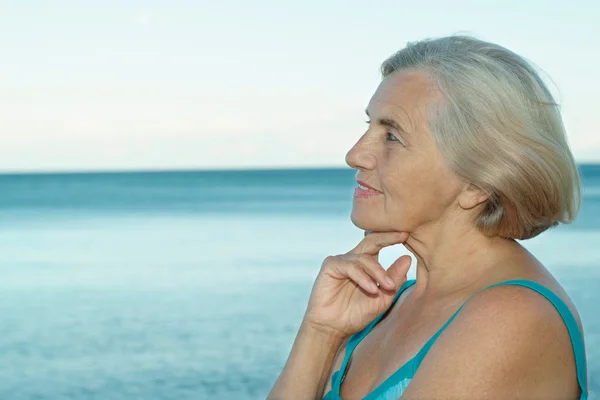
267, 35, 588, 400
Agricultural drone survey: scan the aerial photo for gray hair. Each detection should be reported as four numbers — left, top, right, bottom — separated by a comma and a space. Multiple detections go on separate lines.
381, 34, 581, 240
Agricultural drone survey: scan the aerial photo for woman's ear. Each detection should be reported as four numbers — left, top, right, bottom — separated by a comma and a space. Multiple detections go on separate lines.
458, 184, 490, 210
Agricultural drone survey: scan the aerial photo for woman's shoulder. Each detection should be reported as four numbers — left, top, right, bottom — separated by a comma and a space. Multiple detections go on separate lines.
402, 266, 583, 398
478, 257, 584, 335
466, 274, 578, 331
463, 264, 583, 381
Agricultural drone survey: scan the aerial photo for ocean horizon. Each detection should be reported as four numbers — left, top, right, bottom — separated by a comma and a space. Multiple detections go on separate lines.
0, 165, 598, 399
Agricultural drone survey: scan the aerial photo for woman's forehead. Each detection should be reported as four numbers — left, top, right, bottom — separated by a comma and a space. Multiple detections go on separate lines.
370, 76, 431, 122
366, 89, 425, 129
369, 70, 433, 112
366, 71, 439, 139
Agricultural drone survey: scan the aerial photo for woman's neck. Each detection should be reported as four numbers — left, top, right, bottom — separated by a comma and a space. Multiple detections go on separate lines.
403, 225, 518, 299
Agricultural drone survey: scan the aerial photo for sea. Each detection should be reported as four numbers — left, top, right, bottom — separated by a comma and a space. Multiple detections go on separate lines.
0, 165, 598, 400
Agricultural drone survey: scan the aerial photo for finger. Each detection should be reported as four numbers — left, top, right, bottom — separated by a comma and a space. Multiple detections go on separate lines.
349, 231, 409, 260
346, 262, 380, 295
386, 255, 412, 286
355, 254, 398, 291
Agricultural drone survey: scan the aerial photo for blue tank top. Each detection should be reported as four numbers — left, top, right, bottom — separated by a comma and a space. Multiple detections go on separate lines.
323, 279, 588, 400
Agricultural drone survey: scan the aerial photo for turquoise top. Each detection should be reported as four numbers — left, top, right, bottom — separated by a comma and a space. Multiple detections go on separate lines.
323, 279, 588, 400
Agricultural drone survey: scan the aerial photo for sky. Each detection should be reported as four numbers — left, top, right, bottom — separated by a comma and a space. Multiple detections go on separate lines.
0, 0, 599, 172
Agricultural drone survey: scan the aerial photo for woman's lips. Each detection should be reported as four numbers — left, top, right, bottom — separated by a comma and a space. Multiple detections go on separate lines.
354, 185, 382, 198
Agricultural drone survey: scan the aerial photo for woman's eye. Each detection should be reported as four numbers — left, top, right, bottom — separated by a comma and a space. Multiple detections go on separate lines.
386, 132, 400, 142
365, 121, 403, 145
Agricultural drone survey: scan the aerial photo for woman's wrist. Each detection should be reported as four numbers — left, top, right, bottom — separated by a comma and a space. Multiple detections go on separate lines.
267, 320, 346, 399
300, 318, 348, 343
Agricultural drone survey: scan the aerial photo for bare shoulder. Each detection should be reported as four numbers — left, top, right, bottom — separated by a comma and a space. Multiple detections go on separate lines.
400, 281, 583, 400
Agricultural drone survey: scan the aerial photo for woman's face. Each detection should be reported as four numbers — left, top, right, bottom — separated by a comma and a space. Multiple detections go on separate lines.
345, 69, 466, 234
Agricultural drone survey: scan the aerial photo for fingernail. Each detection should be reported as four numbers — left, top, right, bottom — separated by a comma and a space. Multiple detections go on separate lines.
385, 277, 395, 288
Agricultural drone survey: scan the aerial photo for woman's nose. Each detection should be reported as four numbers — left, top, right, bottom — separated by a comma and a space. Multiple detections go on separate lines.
345, 137, 376, 170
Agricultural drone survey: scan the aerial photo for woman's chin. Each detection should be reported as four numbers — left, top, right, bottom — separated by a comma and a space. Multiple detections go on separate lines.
350, 211, 379, 230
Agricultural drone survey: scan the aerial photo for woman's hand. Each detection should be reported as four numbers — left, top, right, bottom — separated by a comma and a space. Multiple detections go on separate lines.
303, 231, 412, 339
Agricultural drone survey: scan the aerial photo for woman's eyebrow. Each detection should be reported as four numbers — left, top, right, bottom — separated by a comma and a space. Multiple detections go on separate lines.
365, 109, 408, 134
379, 118, 407, 133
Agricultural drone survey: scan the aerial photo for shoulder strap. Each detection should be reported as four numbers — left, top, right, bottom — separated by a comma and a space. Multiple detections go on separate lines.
333, 279, 417, 395
411, 279, 588, 398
